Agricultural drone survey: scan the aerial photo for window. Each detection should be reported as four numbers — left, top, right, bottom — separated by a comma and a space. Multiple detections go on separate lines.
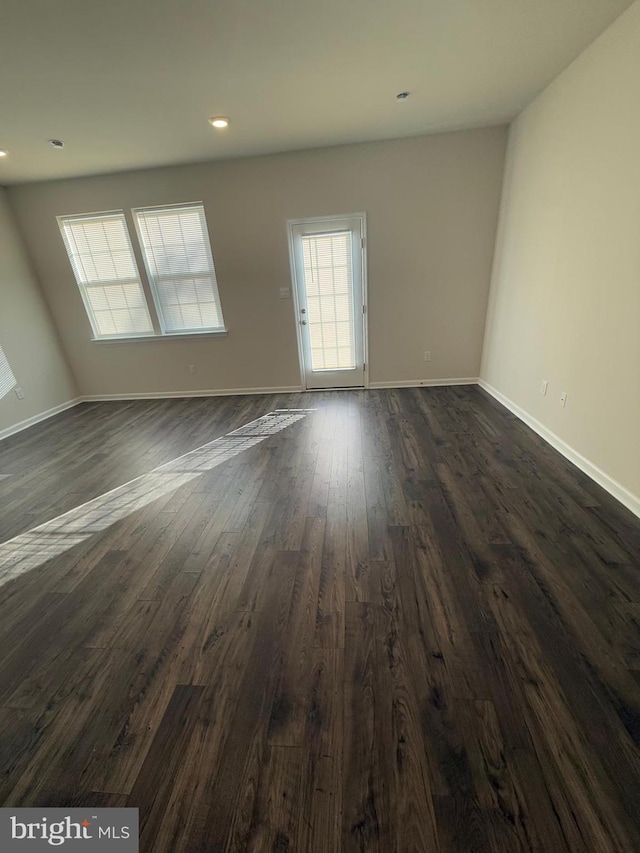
58, 212, 154, 339
0, 344, 17, 400
302, 231, 356, 370
58, 203, 226, 341
134, 203, 226, 334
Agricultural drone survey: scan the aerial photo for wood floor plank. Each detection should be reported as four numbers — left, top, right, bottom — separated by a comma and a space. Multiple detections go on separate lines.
371, 562, 441, 852
342, 601, 388, 852
185, 550, 299, 851
268, 517, 325, 747
363, 454, 393, 562
232, 744, 303, 853
314, 486, 346, 649
454, 699, 552, 852
128, 684, 205, 851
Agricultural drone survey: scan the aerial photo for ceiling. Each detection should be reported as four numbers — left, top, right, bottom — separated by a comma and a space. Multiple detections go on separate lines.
0, 0, 632, 184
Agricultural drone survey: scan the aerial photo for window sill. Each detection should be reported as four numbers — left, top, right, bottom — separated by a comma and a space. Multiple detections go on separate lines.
91, 330, 228, 344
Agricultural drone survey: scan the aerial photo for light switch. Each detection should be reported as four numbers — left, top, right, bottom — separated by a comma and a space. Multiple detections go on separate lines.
279, 287, 291, 299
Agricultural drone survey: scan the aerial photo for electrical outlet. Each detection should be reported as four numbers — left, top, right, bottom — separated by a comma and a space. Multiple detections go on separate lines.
541, 380, 548, 396
188, 364, 196, 375
560, 391, 567, 407
14, 387, 25, 400
423, 351, 432, 362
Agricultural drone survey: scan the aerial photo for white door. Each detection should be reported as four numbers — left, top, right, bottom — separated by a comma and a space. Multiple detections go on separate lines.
288, 214, 367, 389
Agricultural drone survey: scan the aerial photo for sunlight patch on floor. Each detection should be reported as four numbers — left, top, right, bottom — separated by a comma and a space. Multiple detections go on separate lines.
0, 409, 315, 587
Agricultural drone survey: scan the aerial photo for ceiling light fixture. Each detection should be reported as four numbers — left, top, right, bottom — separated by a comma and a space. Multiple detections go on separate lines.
49, 139, 65, 148
209, 116, 229, 129
0, 150, 8, 158
396, 91, 410, 100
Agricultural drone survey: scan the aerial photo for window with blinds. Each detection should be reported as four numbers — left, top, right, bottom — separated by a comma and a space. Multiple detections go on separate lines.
58, 212, 154, 339
134, 203, 225, 334
0, 344, 17, 400
302, 231, 355, 371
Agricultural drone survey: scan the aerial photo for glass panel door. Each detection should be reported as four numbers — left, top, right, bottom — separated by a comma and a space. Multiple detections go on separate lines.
289, 215, 366, 389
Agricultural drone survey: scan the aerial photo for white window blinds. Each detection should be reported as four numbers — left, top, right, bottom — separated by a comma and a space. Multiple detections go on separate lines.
58, 212, 153, 339
134, 203, 225, 334
0, 344, 17, 400
302, 231, 355, 371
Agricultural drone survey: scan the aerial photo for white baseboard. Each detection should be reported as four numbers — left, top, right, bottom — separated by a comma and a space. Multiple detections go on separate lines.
80, 385, 303, 402
0, 380, 474, 442
368, 377, 479, 389
478, 379, 640, 518
2, 380, 638, 519
0, 387, 304, 442
0, 398, 82, 442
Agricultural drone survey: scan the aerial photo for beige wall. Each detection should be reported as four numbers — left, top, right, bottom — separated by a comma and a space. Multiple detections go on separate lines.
481, 1, 640, 504
7, 128, 506, 396
0, 187, 77, 435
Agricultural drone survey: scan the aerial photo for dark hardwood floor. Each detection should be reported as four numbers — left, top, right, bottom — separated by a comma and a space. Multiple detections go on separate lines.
0, 386, 639, 852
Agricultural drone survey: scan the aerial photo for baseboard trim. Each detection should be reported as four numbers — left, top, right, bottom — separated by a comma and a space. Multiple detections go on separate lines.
478, 379, 640, 518
368, 377, 479, 389
4, 381, 638, 518
0, 380, 473, 442
0, 398, 82, 442
80, 385, 304, 402
0, 387, 304, 442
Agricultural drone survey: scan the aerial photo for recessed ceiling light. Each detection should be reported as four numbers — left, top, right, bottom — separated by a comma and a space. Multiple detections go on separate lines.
208, 116, 229, 129
0, 150, 8, 158
396, 91, 410, 100
49, 139, 65, 149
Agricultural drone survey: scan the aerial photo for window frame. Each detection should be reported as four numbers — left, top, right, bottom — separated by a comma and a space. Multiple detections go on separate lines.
57, 209, 156, 341
132, 201, 227, 338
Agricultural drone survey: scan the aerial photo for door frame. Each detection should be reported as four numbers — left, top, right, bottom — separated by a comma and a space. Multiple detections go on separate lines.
286, 212, 369, 391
